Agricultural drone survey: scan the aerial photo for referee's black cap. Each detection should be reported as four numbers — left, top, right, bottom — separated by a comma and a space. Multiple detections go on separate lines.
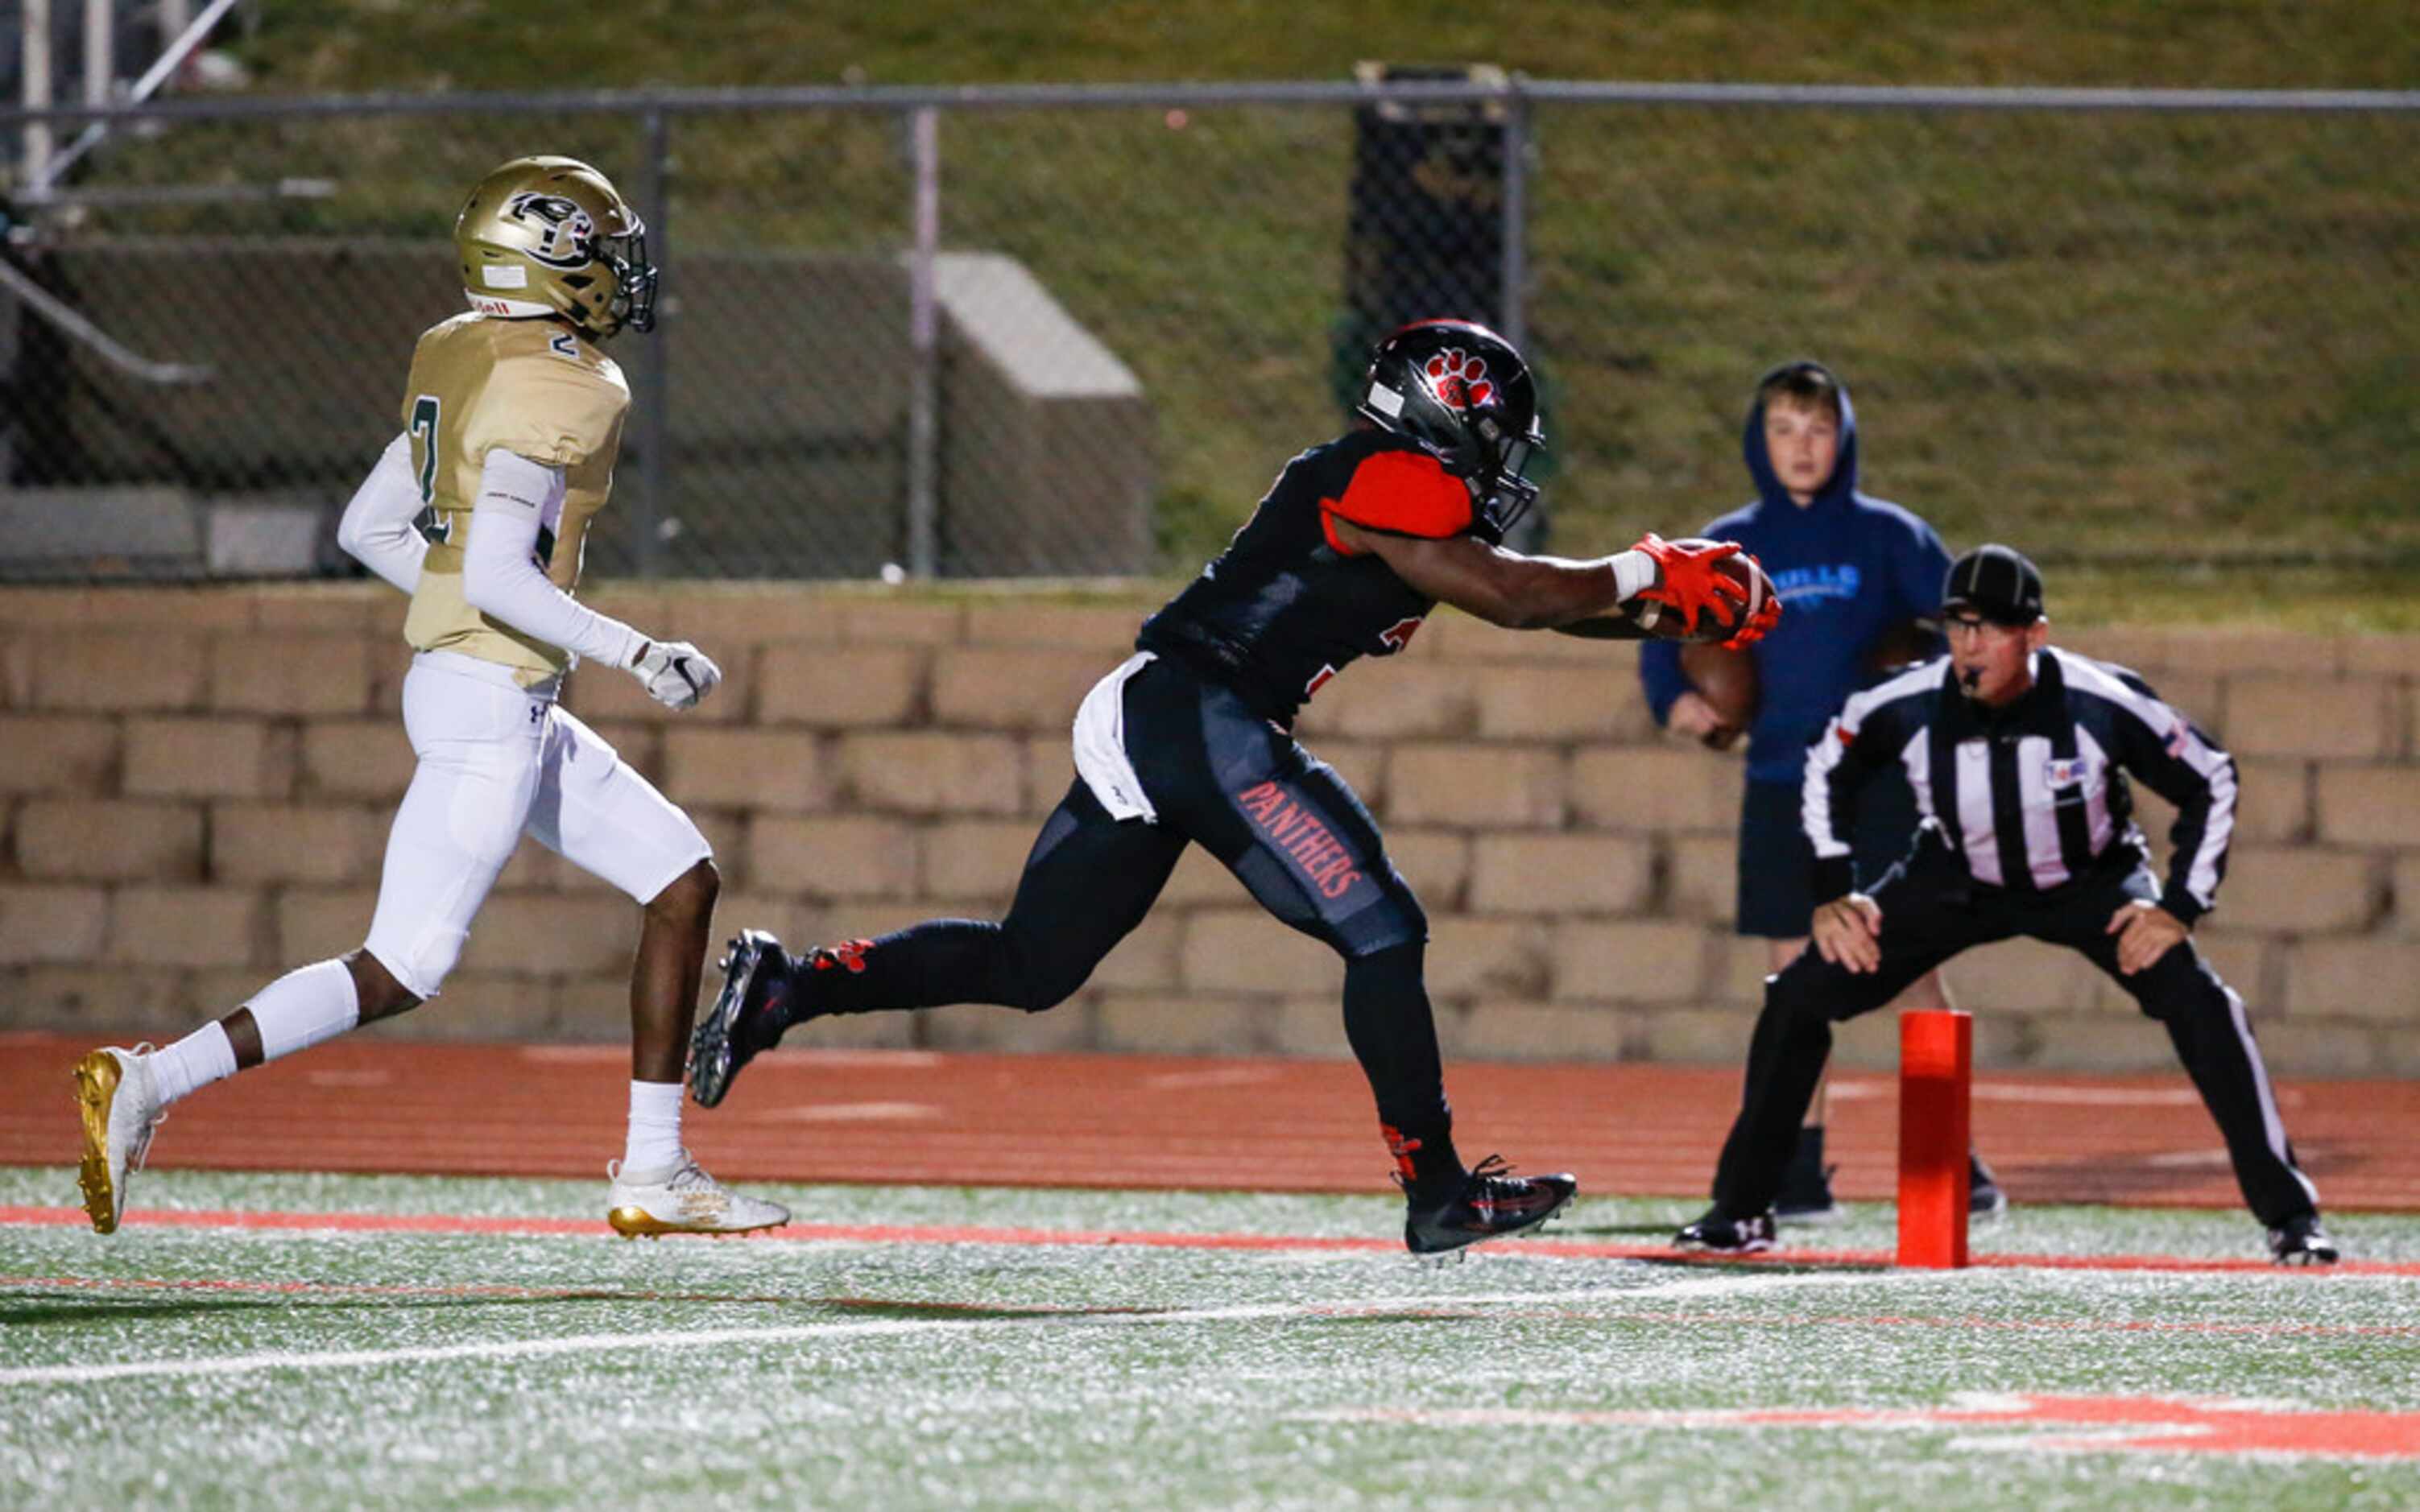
1942, 543, 2045, 626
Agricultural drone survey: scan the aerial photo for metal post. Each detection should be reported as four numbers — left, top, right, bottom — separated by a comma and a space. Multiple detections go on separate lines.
84, 0, 114, 108
23, 0, 53, 188
904, 105, 941, 580
631, 109, 670, 577
1499, 82, 1529, 353
1500, 82, 1545, 549
32, 0, 245, 197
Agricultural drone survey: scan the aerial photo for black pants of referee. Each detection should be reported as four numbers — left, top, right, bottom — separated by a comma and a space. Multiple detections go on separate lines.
1709, 820, 2323, 1229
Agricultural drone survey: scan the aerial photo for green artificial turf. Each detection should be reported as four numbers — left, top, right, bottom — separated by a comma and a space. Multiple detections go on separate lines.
5, 1168, 2417, 1510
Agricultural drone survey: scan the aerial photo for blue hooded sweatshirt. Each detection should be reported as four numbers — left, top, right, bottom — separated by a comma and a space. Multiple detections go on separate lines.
1639, 366, 1953, 785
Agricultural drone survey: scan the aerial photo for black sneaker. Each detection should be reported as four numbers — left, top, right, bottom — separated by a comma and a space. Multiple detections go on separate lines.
1403, 1157, 1578, 1254
2267, 1213, 2340, 1266
1673, 1208, 1778, 1254
1969, 1152, 2009, 1221
687, 930, 796, 1109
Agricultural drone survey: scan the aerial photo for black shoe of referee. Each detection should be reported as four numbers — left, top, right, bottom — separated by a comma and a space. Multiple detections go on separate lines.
1673, 1208, 1778, 1255
2267, 1213, 2340, 1266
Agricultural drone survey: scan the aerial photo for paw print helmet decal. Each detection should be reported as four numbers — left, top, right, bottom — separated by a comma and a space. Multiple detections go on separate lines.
1359, 318, 1545, 537
1422, 346, 1495, 411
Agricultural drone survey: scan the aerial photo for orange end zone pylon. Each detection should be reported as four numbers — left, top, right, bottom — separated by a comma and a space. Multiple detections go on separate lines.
1897, 1008, 1972, 1269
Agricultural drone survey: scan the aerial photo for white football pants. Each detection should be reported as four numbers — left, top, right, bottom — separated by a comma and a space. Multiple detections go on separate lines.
362, 651, 711, 999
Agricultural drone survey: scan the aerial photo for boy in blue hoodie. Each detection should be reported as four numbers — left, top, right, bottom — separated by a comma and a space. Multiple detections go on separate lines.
1640, 361, 2000, 1220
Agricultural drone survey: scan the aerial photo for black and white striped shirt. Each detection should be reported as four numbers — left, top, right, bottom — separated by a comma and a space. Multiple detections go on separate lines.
1802, 647, 2239, 922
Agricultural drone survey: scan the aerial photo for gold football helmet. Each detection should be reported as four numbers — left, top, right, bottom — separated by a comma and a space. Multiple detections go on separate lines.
453, 155, 657, 337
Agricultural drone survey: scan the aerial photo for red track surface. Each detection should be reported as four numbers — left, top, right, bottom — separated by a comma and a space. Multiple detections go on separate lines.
4, 1031, 2415, 1212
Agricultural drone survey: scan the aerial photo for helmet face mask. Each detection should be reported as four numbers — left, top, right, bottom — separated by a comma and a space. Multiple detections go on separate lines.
454, 156, 656, 339
1358, 319, 1545, 536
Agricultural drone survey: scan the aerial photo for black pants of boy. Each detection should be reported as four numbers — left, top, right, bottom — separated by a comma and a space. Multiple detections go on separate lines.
1708, 821, 2322, 1228
796, 655, 1462, 1185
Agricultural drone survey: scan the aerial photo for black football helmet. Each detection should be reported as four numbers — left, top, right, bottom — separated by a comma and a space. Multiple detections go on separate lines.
1357, 318, 1545, 535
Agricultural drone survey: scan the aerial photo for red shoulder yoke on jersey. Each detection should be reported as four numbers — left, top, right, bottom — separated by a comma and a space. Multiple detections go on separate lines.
1320, 448, 1475, 556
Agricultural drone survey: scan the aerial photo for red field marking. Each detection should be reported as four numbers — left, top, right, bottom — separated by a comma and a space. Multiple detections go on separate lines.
1326, 1394, 2420, 1460
3, 1033, 2415, 1210
7, 1203, 2420, 1278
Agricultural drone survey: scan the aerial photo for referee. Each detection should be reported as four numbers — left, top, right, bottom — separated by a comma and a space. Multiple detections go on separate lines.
1676, 544, 2339, 1265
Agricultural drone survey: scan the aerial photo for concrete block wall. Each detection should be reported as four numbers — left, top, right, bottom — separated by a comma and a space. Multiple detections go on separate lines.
3, 584, 2414, 1078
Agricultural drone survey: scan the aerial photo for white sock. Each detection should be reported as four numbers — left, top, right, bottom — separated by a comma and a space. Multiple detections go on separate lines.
148, 1022, 238, 1108
623, 1080, 685, 1173
244, 959, 362, 1061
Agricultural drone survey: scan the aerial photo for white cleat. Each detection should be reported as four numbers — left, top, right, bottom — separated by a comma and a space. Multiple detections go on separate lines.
606, 1154, 790, 1238
72, 1045, 163, 1235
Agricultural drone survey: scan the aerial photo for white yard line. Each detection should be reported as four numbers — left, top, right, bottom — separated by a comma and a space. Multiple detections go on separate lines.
0, 1273, 1885, 1388
0, 1317, 949, 1386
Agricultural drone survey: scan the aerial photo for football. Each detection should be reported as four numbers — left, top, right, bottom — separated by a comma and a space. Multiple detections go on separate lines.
1681, 638, 1758, 742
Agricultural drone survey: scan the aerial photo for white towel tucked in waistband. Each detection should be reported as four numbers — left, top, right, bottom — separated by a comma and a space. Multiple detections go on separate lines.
1071, 651, 1159, 824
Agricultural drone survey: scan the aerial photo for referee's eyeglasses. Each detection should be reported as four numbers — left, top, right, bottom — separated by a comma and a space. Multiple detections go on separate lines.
1945, 610, 2027, 644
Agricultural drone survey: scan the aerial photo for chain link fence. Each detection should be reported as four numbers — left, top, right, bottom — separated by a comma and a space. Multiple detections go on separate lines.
3, 81, 2414, 584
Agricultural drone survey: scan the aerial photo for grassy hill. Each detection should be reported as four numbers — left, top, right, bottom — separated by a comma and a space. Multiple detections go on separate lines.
169, 4, 2420, 624
232, 2, 2417, 94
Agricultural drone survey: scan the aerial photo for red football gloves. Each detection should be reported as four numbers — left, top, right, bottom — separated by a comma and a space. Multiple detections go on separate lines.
1729, 579, 1782, 650
1632, 534, 1783, 650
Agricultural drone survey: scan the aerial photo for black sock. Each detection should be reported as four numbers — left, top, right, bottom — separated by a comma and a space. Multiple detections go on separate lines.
1383, 1118, 1464, 1203
786, 921, 1019, 1017
1344, 943, 1461, 1199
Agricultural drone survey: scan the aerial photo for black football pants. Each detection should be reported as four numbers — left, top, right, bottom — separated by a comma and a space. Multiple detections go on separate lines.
791, 656, 1459, 1185
1709, 821, 2323, 1228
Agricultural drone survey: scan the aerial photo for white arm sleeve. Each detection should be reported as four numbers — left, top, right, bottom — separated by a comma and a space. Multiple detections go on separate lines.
461, 449, 647, 670
333, 434, 429, 595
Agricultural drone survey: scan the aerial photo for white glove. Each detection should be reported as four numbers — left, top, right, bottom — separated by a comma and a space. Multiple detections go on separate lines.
627, 639, 722, 711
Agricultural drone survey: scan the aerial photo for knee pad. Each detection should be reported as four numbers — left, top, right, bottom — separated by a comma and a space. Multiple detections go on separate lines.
361, 924, 460, 1002
1334, 882, 1427, 960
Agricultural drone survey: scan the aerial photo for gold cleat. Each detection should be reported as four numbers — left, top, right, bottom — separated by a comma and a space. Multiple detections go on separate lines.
72, 1046, 162, 1236
604, 1155, 789, 1239
608, 1208, 675, 1240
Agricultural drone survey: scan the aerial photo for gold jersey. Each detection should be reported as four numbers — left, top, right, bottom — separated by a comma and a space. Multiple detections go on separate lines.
397, 312, 630, 684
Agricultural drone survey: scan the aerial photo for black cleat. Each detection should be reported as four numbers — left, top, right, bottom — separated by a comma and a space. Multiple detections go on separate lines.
1403, 1156, 1578, 1255
1673, 1207, 1779, 1254
2267, 1213, 2340, 1267
687, 930, 795, 1109
1969, 1152, 2009, 1221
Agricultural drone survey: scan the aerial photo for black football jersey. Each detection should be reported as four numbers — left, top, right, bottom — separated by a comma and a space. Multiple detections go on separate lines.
1137, 428, 1487, 725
